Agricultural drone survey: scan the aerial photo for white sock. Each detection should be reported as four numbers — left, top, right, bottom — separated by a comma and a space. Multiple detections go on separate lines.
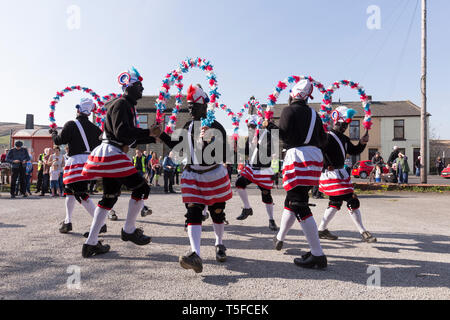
80, 198, 96, 218
237, 188, 251, 209
187, 224, 202, 257
348, 208, 367, 234
318, 207, 338, 231
299, 216, 324, 256
213, 223, 225, 246
265, 203, 274, 220
64, 195, 76, 224
123, 198, 144, 234
276, 208, 297, 241
85, 206, 108, 245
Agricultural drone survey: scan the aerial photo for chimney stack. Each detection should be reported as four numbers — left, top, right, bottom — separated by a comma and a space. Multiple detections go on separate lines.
25, 114, 34, 129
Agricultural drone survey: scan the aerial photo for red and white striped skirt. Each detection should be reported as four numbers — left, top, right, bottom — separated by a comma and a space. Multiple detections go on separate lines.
240, 165, 274, 190
63, 154, 90, 185
181, 165, 232, 206
282, 146, 323, 192
81, 143, 137, 180
319, 168, 354, 196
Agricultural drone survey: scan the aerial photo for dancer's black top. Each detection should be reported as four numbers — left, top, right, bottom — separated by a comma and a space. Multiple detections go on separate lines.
103, 96, 156, 147
245, 126, 274, 168
273, 100, 327, 150
159, 120, 229, 166
52, 115, 102, 157
323, 130, 366, 168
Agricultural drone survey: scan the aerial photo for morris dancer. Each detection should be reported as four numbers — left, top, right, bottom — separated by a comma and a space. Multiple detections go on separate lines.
235, 115, 278, 231
270, 79, 328, 269
81, 67, 156, 258
156, 84, 232, 273
50, 98, 106, 236
317, 106, 377, 243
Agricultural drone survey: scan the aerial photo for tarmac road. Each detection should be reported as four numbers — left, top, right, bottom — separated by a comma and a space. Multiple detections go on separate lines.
0, 189, 449, 300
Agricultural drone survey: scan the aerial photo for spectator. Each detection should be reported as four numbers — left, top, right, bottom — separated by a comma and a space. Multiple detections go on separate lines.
175, 159, 182, 185
374, 164, 382, 183
387, 146, 400, 166
153, 155, 163, 187
436, 157, 445, 176
144, 150, 152, 181
1, 148, 11, 185
40, 148, 52, 196
149, 151, 158, 185
49, 161, 61, 197
391, 163, 398, 182
382, 164, 398, 183
415, 156, 421, 177
35, 151, 45, 194
344, 156, 352, 176
311, 185, 324, 199
162, 151, 176, 193
271, 154, 280, 189
225, 163, 232, 181
237, 163, 244, 175
6, 141, 30, 198
49, 146, 64, 197
63, 145, 70, 161
89, 180, 97, 195
133, 149, 148, 178
24, 152, 34, 195
371, 152, 384, 166
0, 148, 8, 163
51, 146, 65, 196
395, 153, 410, 184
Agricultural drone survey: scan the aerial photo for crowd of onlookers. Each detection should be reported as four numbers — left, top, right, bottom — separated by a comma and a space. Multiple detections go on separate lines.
0, 142, 67, 198
367, 146, 447, 184
1, 144, 447, 198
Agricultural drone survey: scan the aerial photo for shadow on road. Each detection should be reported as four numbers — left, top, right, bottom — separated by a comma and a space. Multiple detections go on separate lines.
0, 222, 26, 229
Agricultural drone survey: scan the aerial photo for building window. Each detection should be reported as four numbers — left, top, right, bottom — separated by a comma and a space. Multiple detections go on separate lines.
138, 114, 148, 129
349, 120, 360, 140
394, 120, 405, 140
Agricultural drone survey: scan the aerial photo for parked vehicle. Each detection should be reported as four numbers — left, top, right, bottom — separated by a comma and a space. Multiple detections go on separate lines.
441, 166, 450, 179
352, 160, 388, 179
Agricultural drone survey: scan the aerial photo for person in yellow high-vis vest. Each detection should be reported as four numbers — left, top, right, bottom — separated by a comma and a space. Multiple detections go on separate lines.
35, 153, 45, 193
132, 149, 152, 218
271, 154, 280, 189
133, 149, 147, 176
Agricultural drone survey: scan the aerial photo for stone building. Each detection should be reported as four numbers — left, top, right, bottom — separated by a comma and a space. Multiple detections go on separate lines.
135, 95, 190, 158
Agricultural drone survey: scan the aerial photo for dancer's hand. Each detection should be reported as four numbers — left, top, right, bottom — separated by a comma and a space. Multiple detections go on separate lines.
200, 126, 208, 138
360, 130, 369, 145
48, 128, 58, 135
150, 124, 162, 137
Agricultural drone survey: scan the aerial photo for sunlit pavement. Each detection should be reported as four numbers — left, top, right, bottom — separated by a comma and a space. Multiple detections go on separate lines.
0, 189, 449, 300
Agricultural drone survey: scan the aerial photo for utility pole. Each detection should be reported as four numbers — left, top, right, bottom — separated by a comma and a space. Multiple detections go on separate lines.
420, 0, 427, 184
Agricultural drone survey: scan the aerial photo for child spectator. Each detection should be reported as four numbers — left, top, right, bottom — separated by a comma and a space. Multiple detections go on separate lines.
50, 162, 61, 197
25, 155, 34, 195
375, 164, 382, 183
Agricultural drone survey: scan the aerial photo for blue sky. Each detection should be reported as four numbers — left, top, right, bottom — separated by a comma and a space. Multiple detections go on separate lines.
1, 0, 449, 138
